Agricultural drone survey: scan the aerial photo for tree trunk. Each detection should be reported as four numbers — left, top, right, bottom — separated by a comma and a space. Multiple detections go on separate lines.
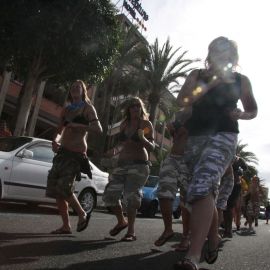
0, 71, 12, 118
27, 80, 46, 136
149, 101, 159, 129
159, 121, 166, 154
100, 89, 113, 153
13, 74, 37, 136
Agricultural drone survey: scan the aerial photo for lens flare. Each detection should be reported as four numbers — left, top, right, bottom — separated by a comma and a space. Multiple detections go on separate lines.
183, 97, 189, 104
192, 86, 203, 96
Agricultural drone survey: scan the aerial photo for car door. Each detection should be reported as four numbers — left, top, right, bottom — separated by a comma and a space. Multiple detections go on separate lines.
7, 141, 54, 202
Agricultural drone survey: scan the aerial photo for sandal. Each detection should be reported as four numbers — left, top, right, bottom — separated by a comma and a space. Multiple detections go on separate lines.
204, 239, 220, 264
154, 232, 174, 246
174, 258, 209, 270
121, 234, 137, 242
50, 228, 72, 234
109, 223, 128, 236
77, 213, 91, 232
174, 258, 198, 270
173, 235, 190, 252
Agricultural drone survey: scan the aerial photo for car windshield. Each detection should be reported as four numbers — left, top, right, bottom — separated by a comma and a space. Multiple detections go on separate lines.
0, 137, 33, 152
145, 176, 159, 187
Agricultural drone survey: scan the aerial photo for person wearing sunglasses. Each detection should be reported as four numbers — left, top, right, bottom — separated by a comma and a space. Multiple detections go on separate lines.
103, 97, 155, 241
174, 37, 257, 270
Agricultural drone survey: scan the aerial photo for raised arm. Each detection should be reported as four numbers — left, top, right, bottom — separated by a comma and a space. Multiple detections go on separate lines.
138, 120, 155, 152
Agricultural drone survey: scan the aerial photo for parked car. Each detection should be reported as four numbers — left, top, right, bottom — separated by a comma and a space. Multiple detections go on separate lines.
259, 206, 266, 219
139, 175, 181, 218
0, 136, 109, 213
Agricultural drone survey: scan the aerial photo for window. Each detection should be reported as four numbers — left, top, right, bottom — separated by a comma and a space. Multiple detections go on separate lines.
0, 137, 32, 152
27, 144, 54, 163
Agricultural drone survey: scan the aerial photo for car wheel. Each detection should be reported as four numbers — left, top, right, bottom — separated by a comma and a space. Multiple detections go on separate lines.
78, 189, 96, 214
173, 208, 181, 219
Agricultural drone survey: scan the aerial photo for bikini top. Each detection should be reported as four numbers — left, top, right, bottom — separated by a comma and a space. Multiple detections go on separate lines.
64, 102, 89, 126
119, 121, 141, 142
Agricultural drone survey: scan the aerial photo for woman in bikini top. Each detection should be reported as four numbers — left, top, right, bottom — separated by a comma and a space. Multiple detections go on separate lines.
112, 97, 155, 165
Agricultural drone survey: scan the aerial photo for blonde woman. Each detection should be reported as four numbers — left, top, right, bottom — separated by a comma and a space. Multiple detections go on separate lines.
46, 80, 102, 234
103, 97, 155, 241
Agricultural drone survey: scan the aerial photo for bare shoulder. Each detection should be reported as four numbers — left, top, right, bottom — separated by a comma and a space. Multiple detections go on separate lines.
84, 102, 99, 120
239, 73, 250, 83
141, 119, 153, 129
178, 69, 201, 97
84, 102, 96, 114
238, 73, 253, 92
189, 69, 201, 79
84, 102, 95, 111
141, 119, 153, 127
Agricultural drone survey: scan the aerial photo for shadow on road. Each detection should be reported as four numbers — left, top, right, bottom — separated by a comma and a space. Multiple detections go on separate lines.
0, 237, 124, 267
0, 201, 58, 215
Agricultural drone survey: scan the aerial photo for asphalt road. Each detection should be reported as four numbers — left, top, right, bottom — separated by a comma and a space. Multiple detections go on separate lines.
0, 201, 270, 270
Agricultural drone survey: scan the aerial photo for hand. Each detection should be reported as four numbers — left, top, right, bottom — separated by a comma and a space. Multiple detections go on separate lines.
52, 141, 60, 153
228, 108, 243, 121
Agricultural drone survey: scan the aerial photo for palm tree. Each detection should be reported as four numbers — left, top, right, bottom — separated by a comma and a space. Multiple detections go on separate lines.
94, 26, 148, 154
236, 140, 259, 183
236, 140, 259, 166
142, 38, 198, 127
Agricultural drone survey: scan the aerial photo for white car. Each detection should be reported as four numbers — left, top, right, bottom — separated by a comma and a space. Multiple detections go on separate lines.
0, 136, 108, 213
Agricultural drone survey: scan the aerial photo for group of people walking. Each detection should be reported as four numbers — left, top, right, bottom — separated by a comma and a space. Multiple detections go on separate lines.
45, 36, 258, 270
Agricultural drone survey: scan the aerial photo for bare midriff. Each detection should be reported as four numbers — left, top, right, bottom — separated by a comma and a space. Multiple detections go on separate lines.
119, 140, 148, 161
61, 127, 88, 154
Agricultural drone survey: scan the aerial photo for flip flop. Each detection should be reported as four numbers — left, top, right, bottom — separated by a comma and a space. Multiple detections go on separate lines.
173, 242, 190, 252
77, 213, 91, 232
154, 232, 174, 246
50, 228, 72, 234
173, 235, 190, 252
204, 236, 221, 264
109, 224, 128, 236
121, 234, 137, 242
174, 258, 198, 270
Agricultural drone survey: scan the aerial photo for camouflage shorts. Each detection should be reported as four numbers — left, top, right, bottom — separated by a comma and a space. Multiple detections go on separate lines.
184, 132, 237, 203
46, 152, 80, 199
216, 166, 234, 210
157, 154, 191, 200
102, 163, 149, 209
246, 201, 260, 218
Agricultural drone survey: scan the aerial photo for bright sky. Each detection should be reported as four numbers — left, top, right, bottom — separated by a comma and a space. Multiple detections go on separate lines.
112, 0, 270, 190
